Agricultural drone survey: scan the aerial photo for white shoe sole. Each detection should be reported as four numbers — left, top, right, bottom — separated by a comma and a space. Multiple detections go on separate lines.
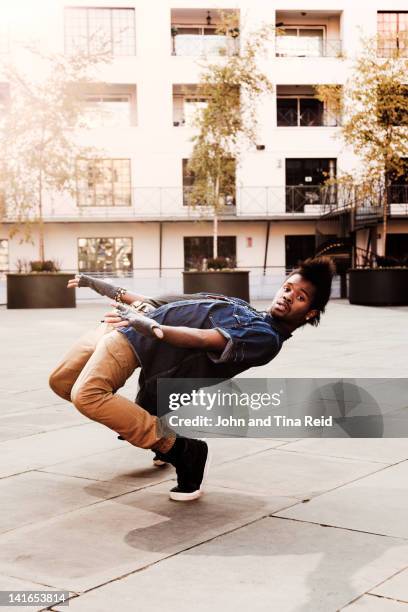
169, 445, 211, 502
153, 458, 167, 467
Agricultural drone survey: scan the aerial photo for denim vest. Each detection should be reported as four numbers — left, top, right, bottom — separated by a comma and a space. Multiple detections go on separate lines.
119, 296, 291, 415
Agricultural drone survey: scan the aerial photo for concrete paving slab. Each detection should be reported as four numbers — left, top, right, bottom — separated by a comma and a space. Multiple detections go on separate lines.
0, 406, 87, 437
370, 568, 408, 603
0, 471, 137, 534
50, 517, 408, 612
276, 461, 408, 538
280, 439, 408, 464
0, 423, 122, 478
39, 439, 285, 488
198, 437, 289, 465
0, 483, 295, 592
39, 445, 176, 487
342, 594, 408, 610
210, 447, 384, 500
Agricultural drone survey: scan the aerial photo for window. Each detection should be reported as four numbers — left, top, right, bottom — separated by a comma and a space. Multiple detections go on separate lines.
182, 159, 236, 207
64, 7, 136, 56
184, 236, 236, 270
173, 94, 208, 126
285, 235, 315, 271
386, 234, 408, 260
285, 158, 337, 211
377, 84, 408, 127
277, 97, 324, 126
82, 95, 131, 127
378, 12, 408, 57
388, 159, 408, 203
76, 159, 131, 207
0, 239, 8, 273
78, 237, 132, 275
183, 97, 208, 126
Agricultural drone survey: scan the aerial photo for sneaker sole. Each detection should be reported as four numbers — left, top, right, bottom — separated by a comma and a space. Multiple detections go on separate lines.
169, 445, 211, 502
153, 458, 167, 467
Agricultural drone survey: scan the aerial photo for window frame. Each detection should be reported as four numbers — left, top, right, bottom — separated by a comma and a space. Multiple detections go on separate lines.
82, 93, 132, 128
377, 11, 408, 57
64, 7, 136, 56
276, 95, 325, 127
77, 236, 133, 276
76, 158, 132, 208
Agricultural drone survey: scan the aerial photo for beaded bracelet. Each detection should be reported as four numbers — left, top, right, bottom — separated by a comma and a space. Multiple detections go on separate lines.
113, 287, 127, 303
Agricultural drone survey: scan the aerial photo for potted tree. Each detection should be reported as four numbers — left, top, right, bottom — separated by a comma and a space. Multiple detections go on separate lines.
183, 17, 273, 300
1, 43, 108, 308
317, 38, 408, 306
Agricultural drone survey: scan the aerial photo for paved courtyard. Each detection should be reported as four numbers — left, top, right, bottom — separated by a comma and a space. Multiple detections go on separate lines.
0, 299, 407, 611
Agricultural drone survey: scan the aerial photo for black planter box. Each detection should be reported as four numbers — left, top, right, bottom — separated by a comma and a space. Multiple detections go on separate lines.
183, 271, 250, 302
7, 273, 76, 309
349, 268, 408, 306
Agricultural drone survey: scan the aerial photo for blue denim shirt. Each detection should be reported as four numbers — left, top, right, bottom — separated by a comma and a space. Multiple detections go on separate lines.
119, 296, 291, 415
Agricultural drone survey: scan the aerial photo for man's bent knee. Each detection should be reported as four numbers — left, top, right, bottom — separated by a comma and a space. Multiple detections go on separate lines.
49, 369, 72, 402
71, 382, 103, 420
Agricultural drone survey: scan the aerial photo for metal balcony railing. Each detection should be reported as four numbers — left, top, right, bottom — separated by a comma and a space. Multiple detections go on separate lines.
3, 185, 407, 221
389, 184, 408, 206
277, 107, 341, 127
285, 185, 338, 212
275, 36, 342, 58
172, 34, 239, 57
182, 186, 236, 213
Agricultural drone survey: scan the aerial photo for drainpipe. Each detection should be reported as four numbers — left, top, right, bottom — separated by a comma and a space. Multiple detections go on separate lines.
263, 220, 271, 276
159, 221, 162, 278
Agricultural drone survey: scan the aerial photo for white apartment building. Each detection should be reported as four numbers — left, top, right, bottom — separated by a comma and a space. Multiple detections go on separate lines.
1, 0, 408, 299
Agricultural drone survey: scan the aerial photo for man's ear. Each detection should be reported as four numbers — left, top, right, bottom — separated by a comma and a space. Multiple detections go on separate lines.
305, 309, 319, 322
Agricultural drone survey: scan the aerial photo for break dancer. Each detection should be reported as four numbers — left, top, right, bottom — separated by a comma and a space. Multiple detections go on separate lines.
49, 257, 334, 502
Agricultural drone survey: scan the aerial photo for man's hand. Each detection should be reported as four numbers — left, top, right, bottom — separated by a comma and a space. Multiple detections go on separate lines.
67, 274, 120, 301
103, 304, 164, 339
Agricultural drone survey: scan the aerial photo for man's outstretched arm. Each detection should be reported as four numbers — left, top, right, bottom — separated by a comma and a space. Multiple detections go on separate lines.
103, 305, 227, 351
68, 274, 203, 307
67, 275, 150, 304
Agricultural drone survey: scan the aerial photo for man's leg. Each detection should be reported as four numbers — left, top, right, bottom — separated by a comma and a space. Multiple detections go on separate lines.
49, 323, 111, 402
70, 330, 210, 500
70, 330, 174, 452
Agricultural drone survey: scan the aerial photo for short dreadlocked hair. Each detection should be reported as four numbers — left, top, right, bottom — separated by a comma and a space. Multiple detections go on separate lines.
290, 256, 335, 326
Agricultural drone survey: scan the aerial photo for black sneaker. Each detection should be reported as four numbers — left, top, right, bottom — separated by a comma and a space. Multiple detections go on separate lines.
152, 453, 167, 467
169, 438, 211, 501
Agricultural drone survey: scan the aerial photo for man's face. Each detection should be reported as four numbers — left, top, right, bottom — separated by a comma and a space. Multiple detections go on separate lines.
268, 273, 318, 329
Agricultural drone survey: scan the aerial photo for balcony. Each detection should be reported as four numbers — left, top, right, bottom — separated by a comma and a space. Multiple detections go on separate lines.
4, 185, 407, 222
173, 84, 207, 127
2, 187, 334, 221
182, 186, 236, 214
389, 185, 408, 215
171, 8, 239, 57
277, 85, 341, 127
275, 10, 342, 58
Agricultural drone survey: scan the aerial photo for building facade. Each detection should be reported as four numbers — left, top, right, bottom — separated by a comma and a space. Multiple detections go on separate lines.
1, 0, 408, 299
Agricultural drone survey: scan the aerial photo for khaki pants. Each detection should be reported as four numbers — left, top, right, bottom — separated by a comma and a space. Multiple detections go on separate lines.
49, 324, 175, 453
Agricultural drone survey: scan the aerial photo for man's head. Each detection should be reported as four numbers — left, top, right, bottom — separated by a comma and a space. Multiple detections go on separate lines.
268, 257, 335, 331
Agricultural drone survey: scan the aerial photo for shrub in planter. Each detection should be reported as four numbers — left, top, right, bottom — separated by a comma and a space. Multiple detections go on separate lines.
184, 257, 249, 301
349, 258, 408, 306
7, 259, 75, 309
